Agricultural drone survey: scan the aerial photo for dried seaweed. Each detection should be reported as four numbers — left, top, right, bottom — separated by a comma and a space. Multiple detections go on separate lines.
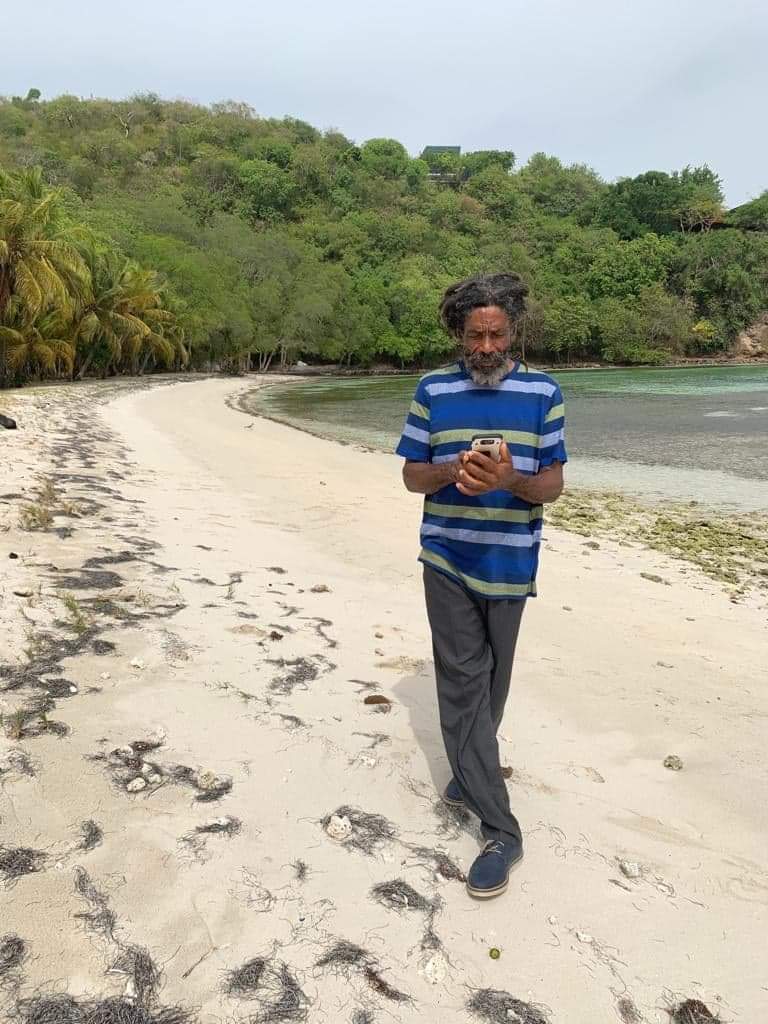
322, 806, 396, 856
0, 846, 46, 884
16, 995, 81, 1024
434, 798, 478, 839
362, 967, 410, 1004
181, 816, 241, 860
351, 1012, 374, 1024
369, 879, 432, 913
617, 996, 642, 1023
260, 963, 308, 1023
232, 869, 274, 912
39, 678, 78, 698
467, 988, 550, 1024
79, 820, 104, 851
275, 715, 305, 731
15, 995, 194, 1024
406, 844, 466, 883
670, 1001, 720, 1024
315, 942, 409, 1005
0, 934, 26, 975
128, 737, 164, 755
110, 945, 160, 1004
269, 658, 321, 696
224, 958, 308, 1023
73, 867, 116, 941
225, 958, 268, 998
193, 816, 241, 836
315, 942, 370, 972
292, 860, 309, 883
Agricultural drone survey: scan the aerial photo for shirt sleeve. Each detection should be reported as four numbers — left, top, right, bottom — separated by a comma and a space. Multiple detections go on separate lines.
539, 383, 567, 468
395, 378, 431, 462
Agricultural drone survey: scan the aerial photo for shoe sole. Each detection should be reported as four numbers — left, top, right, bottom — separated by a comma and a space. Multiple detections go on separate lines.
466, 854, 523, 900
441, 793, 464, 808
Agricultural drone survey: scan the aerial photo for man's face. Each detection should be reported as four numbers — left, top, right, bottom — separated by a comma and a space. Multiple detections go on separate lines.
461, 306, 514, 385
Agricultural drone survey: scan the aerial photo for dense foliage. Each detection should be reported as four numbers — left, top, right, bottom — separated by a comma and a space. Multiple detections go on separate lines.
1, 89, 767, 384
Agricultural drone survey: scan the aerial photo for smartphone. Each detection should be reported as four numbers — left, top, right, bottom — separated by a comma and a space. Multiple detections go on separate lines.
470, 433, 503, 462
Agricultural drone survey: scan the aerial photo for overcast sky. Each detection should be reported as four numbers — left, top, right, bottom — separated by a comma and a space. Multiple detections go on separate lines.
9, 0, 767, 205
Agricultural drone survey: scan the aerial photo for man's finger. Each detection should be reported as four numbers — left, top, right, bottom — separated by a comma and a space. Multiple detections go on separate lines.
462, 463, 495, 485
457, 481, 487, 496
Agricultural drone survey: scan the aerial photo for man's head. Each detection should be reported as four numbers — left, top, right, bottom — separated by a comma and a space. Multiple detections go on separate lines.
439, 273, 528, 386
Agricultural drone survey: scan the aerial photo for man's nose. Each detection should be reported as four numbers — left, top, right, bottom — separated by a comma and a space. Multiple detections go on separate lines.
478, 336, 495, 352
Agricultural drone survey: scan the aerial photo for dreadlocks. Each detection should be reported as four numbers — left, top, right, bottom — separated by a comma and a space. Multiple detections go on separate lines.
438, 273, 529, 338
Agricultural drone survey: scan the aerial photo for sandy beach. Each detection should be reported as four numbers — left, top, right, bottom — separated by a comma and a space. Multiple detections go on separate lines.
1, 375, 766, 1023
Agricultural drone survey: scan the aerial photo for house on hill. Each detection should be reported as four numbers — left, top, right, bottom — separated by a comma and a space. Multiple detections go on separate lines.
421, 146, 462, 185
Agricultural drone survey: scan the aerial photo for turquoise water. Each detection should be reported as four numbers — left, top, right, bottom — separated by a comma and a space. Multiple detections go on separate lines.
246, 365, 768, 510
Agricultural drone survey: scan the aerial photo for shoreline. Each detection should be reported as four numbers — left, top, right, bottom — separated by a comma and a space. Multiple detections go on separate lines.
237, 379, 768, 605
1, 353, 768, 399
280, 354, 768, 377
2, 377, 767, 1022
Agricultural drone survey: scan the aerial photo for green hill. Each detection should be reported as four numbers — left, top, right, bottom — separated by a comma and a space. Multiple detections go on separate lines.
2, 89, 767, 384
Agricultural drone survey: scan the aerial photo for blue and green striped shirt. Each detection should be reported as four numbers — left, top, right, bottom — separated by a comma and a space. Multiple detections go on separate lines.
396, 361, 567, 599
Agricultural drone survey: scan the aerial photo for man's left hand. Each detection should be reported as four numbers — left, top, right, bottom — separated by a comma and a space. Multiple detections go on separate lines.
457, 442, 517, 497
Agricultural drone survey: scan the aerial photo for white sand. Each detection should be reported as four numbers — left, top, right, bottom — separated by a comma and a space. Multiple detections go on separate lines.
1, 376, 766, 1023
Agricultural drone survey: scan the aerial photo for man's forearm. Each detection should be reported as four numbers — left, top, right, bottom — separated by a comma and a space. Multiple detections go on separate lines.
504, 467, 563, 504
403, 460, 459, 495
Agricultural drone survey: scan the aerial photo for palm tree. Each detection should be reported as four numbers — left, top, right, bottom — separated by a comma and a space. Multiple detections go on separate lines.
73, 252, 180, 378
0, 301, 75, 381
0, 167, 89, 382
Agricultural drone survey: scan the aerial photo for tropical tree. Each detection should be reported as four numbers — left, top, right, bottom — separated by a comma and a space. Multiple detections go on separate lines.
73, 251, 178, 377
0, 302, 75, 381
0, 167, 88, 380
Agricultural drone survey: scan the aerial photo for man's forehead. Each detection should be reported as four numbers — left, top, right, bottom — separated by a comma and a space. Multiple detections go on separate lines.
466, 308, 508, 328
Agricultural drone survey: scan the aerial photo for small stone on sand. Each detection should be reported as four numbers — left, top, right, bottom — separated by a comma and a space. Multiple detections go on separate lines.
619, 860, 641, 879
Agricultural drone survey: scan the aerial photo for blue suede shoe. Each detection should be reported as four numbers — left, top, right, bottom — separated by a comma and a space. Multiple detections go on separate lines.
442, 778, 464, 807
466, 839, 523, 899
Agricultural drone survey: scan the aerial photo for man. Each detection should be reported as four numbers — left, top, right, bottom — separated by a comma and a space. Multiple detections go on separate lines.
396, 272, 567, 899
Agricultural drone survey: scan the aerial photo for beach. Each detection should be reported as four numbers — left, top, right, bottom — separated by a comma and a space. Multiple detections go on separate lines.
1, 375, 766, 1023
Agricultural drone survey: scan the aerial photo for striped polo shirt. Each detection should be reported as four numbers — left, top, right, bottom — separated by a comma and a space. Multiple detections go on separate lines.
396, 360, 567, 600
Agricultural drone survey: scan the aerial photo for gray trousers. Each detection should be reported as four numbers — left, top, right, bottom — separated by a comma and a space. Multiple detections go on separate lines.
423, 565, 525, 844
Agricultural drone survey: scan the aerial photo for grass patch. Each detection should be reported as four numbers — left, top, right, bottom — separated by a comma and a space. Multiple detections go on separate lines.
19, 503, 54, 531
60, 593, 90, 635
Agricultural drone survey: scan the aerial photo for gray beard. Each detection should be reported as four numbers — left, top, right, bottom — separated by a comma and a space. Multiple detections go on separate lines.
465, 357, 512, 387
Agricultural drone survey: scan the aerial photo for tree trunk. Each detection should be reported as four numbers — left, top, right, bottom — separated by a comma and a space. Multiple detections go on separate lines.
77, 351, 95, 380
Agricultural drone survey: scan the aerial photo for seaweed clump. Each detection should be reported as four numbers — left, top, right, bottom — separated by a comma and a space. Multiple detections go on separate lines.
315, 942, 409, 1004
223, 957, 308, 1023
467, 988, 550, 1024
0, 846, 47, 885
322, 806, 396, 856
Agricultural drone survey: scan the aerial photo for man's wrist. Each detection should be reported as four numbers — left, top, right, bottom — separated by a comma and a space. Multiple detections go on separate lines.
501, 465, 524, 494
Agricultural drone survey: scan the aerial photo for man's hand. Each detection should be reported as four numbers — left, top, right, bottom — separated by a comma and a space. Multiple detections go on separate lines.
458, 442, 564, 503
456, 443, 515, 497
